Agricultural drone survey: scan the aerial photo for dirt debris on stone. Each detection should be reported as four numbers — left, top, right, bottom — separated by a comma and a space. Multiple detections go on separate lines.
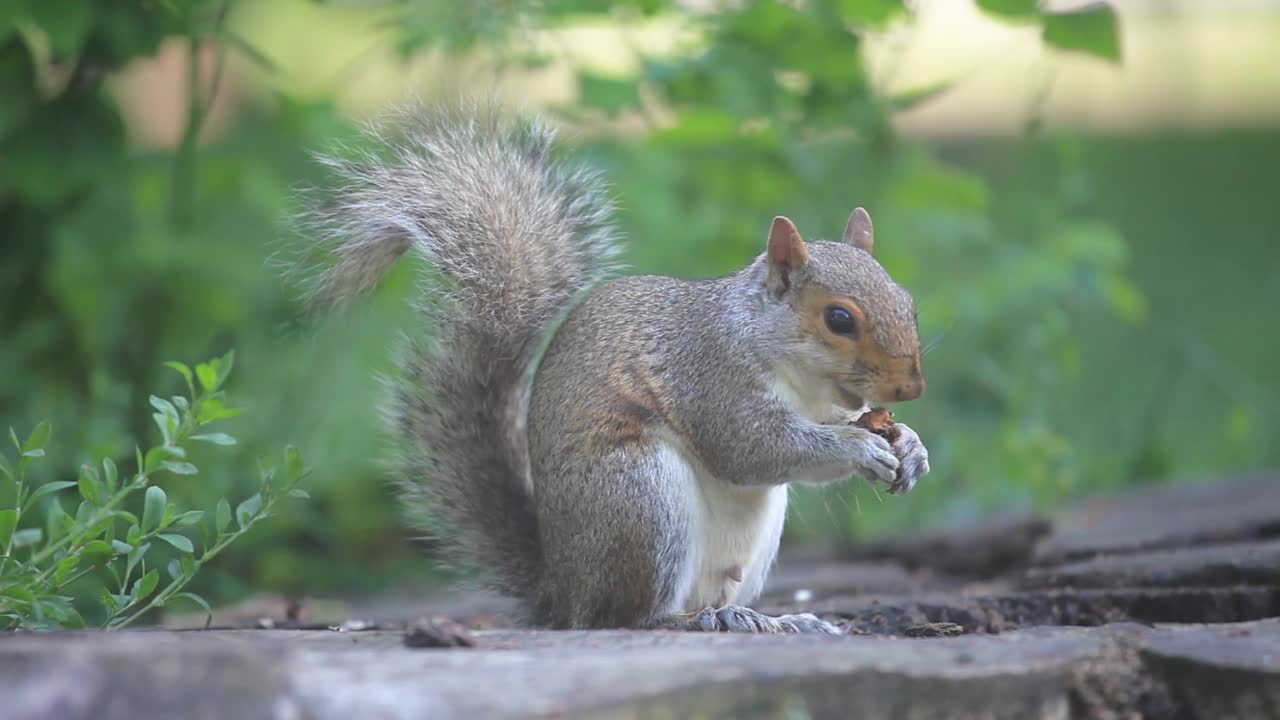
904, 622, 966, 638
403, 617, 476, 649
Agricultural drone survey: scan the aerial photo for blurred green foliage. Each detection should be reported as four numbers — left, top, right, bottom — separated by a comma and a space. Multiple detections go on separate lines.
1, 352, 309, 630
1, 0, 1275, 610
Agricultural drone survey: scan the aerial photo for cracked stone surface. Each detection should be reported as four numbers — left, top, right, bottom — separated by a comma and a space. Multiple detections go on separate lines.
2, 621, 1277, 720
4, 473, 1277, 719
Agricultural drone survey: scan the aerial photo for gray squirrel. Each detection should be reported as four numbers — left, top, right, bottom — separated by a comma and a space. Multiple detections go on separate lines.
300, 102, 930, 634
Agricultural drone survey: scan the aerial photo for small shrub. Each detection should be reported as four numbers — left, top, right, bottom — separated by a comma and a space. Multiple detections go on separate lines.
0, 351, 307, 630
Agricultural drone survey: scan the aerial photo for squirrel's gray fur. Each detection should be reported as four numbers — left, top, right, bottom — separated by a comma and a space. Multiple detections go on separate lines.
298, 100, 929, 633
298, 101, 620, 607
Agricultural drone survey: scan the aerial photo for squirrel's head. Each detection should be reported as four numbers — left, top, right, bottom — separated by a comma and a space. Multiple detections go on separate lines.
759, 209, 924, 408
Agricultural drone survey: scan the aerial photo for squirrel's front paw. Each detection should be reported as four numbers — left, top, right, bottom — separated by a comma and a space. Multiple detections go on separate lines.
666, 606, 842, 635
887, 422, 929, 495
845, 428, 899, 487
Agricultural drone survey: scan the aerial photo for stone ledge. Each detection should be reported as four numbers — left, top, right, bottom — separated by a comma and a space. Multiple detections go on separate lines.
3, 620, 1277, 720
1033, 474, 1280, 565
1022, 538, 1280, 590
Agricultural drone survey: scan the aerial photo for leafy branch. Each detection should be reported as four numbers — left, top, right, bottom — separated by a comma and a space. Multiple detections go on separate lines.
0, 351, 308, 630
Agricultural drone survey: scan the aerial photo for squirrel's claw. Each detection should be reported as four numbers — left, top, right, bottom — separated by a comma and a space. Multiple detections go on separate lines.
887, 422, 930, 495
664, 605, 842, 635
849, 431, 899, 487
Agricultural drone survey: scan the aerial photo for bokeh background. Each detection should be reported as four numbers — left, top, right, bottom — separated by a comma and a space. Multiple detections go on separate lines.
3, 0, 1277, 612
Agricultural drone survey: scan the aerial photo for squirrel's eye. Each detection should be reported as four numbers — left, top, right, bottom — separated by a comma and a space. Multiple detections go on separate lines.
824, 305, 858, 336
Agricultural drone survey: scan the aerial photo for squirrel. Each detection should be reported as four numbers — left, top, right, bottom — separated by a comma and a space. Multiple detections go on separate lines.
299, 102, 930, 635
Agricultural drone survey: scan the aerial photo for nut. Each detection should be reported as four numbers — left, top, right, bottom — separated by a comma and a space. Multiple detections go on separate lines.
854, 407, 901, 444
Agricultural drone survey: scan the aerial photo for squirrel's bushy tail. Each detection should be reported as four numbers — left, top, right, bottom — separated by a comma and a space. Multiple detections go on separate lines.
297, 101, 620, 603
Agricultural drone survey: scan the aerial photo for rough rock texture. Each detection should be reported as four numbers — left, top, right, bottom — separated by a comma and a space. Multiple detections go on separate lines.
2, 621, 1277, 720
5, 473, 1278, 719
1032, 473, 1279, 564
1022, 538, 1280, 590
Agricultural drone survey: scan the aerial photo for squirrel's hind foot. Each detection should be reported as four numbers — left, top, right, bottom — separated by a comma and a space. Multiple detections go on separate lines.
660, 605, 842, 635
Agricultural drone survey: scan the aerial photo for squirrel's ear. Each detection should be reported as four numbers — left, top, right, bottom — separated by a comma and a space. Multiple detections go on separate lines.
766, 216, 808, 296
842, 207, 874, 255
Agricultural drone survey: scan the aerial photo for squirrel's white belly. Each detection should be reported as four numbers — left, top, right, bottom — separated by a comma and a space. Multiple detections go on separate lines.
653, 441, 789, 613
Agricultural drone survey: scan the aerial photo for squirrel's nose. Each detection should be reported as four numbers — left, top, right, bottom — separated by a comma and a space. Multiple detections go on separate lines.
894, 377, 925, 401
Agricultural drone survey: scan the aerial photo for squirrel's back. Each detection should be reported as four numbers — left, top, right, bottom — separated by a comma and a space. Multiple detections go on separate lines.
296, 101, 622, 605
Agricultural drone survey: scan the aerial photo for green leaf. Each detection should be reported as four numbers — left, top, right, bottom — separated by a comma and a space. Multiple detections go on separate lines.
215, 498, 232, 536
12, 528, 42, 547
111, 540, 133, 555
9, 427, 20, 454
36, 595, 75, 623
126, 543, 150, 576
150, 395, 181, 444
110, 509, 138, 526
45, 498, 67, 544
158, 533, 194, 553
160, 461, 198, 476
133, 570, 160, 601
890, 80, 954, 113
83, 540, 114, 559
150, 392, 181, 438
1, 585, 34, 602
172, 510, 204, 527
215, 350, 236, 389
975, 0, 1040, 20
196, 394, 245, 424
191, 433, 236, 446
77, 465, 103, 505
235, 493, 262, 530
143, 447, 166, 474
1042, 2, 1120, 62
126, 523, 142, 545
175, 592, 214, 629
103, 591, 129, 612
288, 489, 310, 500
0, 452, 12, 481
164, 361, 195, 396
284, 446, 304, 486
0, 509, 16, 548
837, 0, 907, 25
195, 363, 218, 392
53, 555, 80, 584
24, 480, 76, 509
102, 458, 118, 493
23, 420, 52, 453
142, 486, 166, 532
